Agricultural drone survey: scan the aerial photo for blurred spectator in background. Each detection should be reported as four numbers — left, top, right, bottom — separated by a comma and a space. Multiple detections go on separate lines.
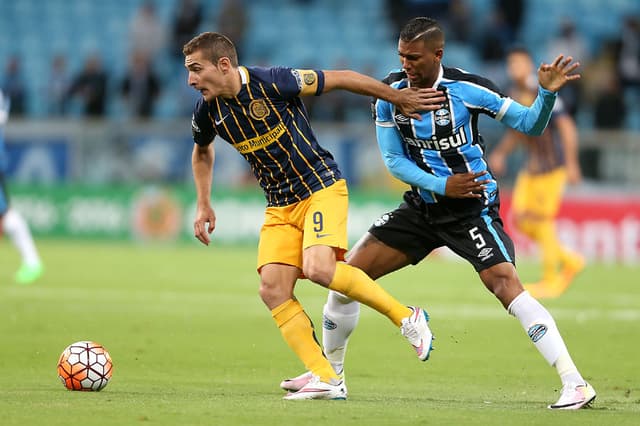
171, 0, 202, 60
217, 0, 247, 57
129, 1, 167, 58
583, 40, 627, 129
614, 15, 640, 91
47, 54, 71, 116
448, 0, 471, 43
121, 51, 160, 119
496, 0, 524, 41
0, 89, 43, 284
489, 47, 584, 299
68, 54, 108, 117
547, 19, 590, 117
1, 56, 27, 117
479, 9, 511, 66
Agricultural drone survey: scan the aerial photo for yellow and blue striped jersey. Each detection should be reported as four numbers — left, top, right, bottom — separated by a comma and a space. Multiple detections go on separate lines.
191, 66, 341, 207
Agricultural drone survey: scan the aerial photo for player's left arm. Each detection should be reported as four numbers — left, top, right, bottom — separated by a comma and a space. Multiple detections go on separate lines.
556, 114, 582, 184
500, 56, 580, 136
322, 70, 444, 120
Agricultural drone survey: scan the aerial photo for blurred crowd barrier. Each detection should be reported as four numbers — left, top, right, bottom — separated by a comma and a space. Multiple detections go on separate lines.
4, 119, 640, 262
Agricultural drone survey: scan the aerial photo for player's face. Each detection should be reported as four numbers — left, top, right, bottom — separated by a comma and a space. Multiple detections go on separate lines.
398, 38, 443, 88
185, 50, 227, 101
506, 52, 533, 85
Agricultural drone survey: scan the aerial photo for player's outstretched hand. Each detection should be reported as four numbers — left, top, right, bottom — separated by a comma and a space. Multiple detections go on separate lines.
538, 55, 581, 93
194, 204, 216, 246
444, 171, 491, 198
397, 87, 445, 120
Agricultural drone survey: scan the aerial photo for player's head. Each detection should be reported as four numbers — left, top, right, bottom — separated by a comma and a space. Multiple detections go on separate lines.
506, 46, 534, 86
398, 17, 445, 87
183, 32, 239, 101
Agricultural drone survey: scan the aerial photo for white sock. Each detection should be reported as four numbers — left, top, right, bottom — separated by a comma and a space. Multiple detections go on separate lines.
3, 208, 41, 266
508, 291, 584, 386
322, 290, 360, 374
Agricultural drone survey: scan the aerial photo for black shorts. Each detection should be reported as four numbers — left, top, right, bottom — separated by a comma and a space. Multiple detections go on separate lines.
368, 199, 515, 272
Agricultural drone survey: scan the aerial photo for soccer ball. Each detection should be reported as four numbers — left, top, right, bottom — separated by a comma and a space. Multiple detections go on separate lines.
57, 341, 113, 391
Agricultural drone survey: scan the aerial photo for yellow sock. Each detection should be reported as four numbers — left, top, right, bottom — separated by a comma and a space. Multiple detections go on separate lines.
271, 299, 338, 382
328, 262, 411, 327
535, 220, 562, 282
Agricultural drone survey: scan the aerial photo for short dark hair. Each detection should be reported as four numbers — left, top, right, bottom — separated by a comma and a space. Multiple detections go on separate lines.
183, 32, 238, 67
400, 17, 444, 45
506, 45, 532, 58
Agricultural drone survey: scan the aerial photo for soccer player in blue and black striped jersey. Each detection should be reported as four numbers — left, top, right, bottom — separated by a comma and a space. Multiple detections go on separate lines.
284, 18, 596, 409
184, 32, 446, 400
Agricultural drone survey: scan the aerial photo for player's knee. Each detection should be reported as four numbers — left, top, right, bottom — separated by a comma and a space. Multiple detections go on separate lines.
302, 260, 333, 287
481, 264, 521, 304
258, 277, 290, 307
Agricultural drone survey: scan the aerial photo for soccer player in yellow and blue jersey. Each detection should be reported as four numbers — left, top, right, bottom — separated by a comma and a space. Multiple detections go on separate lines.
489, 47, 585, 298
183, 32, 445, 400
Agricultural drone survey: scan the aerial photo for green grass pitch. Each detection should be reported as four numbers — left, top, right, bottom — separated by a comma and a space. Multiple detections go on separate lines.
1, 240, 639, 425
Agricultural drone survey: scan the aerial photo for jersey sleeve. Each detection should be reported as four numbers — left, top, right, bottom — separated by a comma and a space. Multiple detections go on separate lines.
270, 67, 325, 99
374, 98, 395, 127
191, 97, 216, 146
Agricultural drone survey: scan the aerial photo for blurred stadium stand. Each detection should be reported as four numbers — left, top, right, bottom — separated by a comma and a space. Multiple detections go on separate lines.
1, 0, 639, 188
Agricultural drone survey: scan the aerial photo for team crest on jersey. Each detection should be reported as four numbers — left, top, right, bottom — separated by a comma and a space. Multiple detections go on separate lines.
434, 108, 450, 126
303, 72, 316, 85
373, 213, 392, 227
249, 99, 270, 120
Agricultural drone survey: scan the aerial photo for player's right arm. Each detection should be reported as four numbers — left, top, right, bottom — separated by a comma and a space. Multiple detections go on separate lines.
488, 129, 521, 177
192, 143, 216, 246
191, 99, 217, 246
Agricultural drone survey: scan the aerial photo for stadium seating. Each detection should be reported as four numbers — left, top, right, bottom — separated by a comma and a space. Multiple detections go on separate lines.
0, 0, 638, 123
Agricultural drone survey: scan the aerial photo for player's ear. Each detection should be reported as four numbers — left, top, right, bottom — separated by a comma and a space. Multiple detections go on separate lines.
218, 57, 232, 73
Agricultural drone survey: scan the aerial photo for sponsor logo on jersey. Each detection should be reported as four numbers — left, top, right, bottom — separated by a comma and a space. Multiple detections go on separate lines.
478, 247, 494, 261
527, 324, 548, 343
249, 99, 270, 121
434, 108, 451, 126
233, 122, 285, 154
394, 113, 410, 122
323, 315, 338, 330
404, 127, 468, 151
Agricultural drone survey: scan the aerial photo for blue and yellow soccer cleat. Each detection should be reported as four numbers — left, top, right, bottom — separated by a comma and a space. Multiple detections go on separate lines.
15, 263, 44, 285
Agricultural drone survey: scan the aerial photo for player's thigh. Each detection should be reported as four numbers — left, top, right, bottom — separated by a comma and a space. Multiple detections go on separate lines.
367, 203, 441, 271
347, 232, 414, 280
302, 179, 348, 259
511, 171, 533, 215
441, 210, 516, 272
529, 168, 567, 218
257, 206, 304, 271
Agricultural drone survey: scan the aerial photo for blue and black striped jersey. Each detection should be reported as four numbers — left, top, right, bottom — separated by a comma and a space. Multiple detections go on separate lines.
191, 66, 341, 207
375, 66, 507, 212
375, 65, 557, 220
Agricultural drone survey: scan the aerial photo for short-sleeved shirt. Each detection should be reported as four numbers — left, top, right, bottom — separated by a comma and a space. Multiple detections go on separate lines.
191, 66, 342, 207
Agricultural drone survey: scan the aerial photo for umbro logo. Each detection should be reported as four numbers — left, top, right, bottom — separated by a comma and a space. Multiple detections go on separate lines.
478, 247, 494, 261
394, 114, 410, 122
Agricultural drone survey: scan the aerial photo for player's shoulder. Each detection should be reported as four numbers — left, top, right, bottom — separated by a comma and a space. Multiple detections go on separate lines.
382, 69, 407, 87
442, 66, 502, 93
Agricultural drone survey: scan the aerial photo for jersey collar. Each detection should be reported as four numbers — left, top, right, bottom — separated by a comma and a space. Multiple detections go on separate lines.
238, 66, 249, 85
